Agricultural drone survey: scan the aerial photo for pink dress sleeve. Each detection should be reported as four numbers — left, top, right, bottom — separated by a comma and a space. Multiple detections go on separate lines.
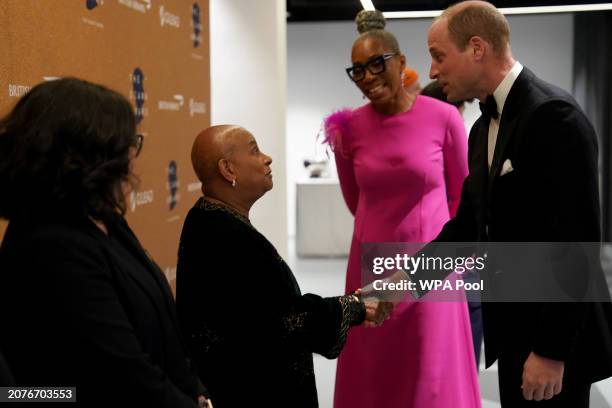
323, 109, 359, 216
443, 107, 469, 218
334, 146, 359, 216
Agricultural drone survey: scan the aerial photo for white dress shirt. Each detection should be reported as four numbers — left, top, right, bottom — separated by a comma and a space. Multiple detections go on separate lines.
486, 61, 523, 169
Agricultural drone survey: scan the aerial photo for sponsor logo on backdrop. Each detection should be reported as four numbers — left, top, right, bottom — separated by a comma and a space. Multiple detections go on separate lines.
129, 189, 154, 212
167, 214, 181, 222
131, 68, 147, 124
86, 0, 103, 10
82, 17, 104, 28
84, 0, 104, 27
187, 181, 202, 193
191, 3, 202, 47
118, 0, 151, 13
158, 94, 184, 111
167, 161, 180, 210
8, 84, 31, 98
8, 77, 61, 98
189, 98, 206, 117
159, 5, 180, 28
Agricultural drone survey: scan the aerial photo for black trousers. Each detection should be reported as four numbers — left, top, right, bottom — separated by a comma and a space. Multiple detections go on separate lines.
497, 352, 591, 407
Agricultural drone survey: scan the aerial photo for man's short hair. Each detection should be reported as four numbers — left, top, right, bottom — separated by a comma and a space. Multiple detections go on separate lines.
441, 1, 510, 56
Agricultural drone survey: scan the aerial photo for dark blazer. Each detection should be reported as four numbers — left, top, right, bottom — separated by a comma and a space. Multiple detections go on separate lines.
425, 67, 612, 383
0, 213, 206, 407
0, 348, 15, 386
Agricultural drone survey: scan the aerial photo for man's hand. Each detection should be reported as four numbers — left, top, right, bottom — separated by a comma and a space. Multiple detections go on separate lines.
197, 395, 213, 408
363, 299, 394, 328
360, 270, 411, 304
521, 352, 564, 401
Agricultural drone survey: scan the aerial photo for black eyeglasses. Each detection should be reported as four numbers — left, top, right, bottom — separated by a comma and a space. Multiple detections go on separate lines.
346, 53, 397, 82
134, 134, 144, 157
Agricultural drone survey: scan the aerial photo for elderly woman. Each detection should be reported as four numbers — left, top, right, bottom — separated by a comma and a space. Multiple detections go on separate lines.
325, 10, 480, 408
0, 78, 211, 407
175, 125, 389, 407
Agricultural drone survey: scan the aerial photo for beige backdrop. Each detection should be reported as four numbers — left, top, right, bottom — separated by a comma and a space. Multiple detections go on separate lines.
0, 0, 210, 291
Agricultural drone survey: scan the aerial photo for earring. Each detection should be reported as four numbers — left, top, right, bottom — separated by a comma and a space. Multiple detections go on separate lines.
231, 179, 236, 188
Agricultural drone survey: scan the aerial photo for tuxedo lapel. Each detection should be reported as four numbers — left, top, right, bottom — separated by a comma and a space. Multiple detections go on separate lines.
487, 114, 518, 190
486, 68, 530, 199
472, 118, 490, 197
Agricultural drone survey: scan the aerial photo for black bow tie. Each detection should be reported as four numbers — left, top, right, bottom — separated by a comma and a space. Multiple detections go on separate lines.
479, 95, 499, 120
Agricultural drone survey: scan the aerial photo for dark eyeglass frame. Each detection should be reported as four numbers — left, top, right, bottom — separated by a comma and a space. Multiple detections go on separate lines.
346, 53, 398, 82
134, 134, 144, 157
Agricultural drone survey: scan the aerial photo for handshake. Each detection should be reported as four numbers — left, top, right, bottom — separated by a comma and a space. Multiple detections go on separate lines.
354, 288, 394, 329
357, 270, 411, 328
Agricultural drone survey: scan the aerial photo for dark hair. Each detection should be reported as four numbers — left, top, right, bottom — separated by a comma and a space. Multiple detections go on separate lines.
421, 80, 473, 108
354, 10, 400, 54
0, 78, 137, 222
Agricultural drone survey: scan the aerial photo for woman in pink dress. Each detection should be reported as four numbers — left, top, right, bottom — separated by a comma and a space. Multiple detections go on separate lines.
325, 11, 481, 408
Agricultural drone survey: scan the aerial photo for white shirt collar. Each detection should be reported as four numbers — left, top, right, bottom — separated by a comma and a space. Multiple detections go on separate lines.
492, 61, 523, 117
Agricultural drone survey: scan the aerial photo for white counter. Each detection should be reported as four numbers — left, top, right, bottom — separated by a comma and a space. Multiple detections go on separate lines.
296, 178, 353, 257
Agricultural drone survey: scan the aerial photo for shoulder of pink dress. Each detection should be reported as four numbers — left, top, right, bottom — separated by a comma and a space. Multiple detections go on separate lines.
415, 95, 459, 119
322, 107, 354, 150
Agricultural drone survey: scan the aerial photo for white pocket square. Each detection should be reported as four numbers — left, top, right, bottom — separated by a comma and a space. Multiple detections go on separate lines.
500, 159, 514, 176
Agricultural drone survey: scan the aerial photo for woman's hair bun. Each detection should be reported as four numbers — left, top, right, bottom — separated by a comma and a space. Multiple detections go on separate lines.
355, 10, 386, 34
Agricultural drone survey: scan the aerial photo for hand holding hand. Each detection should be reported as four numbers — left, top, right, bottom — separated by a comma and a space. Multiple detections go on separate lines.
363, 298, 394, 328
197, 395, 213, 408
521, 352, 564, 401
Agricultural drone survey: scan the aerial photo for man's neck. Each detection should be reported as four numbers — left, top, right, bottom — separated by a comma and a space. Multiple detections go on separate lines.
478, 56, 516, 102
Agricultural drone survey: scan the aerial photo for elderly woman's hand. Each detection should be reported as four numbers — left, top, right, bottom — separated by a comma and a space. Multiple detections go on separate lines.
363, 299, 394, 328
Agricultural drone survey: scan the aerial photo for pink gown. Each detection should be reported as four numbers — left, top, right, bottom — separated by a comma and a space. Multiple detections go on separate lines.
326, 96, 481, 408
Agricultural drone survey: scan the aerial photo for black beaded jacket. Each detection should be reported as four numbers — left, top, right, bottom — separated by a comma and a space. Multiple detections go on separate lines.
176, 198, 365, 408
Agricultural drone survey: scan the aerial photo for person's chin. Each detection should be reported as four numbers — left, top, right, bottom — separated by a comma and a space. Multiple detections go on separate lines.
446, 93, 459, 103
370, 96, 391, 110
446, 89, 463, 103
264, 177, 273, 190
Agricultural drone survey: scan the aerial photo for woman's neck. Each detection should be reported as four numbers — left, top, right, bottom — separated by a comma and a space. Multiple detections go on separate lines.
374, 89, 416, 115
203, 195, 250, 219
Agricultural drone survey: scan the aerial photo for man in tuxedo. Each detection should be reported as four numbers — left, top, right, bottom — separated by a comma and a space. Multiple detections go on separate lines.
423, 1, 612, 406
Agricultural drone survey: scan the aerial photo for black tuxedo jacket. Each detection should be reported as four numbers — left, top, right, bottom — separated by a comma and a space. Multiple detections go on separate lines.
0, 213, 205, 407
429, 67, 612, 382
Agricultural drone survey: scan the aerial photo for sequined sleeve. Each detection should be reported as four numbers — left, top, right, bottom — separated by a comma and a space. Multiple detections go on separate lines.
280, 294, 365, 360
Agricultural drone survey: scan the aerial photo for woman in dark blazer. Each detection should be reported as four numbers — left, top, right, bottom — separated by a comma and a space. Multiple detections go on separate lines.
0, 78, 211, 407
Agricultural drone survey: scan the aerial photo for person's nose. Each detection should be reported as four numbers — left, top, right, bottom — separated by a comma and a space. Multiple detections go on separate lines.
263, 153, 272, 166
429, 63, 438, 80
362, 68, 376, 83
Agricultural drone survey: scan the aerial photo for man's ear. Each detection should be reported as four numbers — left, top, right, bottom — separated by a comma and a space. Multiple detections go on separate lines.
469, 36, 487, 61
218, 158, 236, 183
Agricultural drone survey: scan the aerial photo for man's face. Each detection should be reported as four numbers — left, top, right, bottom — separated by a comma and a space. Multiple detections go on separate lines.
428, 19, 479, 102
